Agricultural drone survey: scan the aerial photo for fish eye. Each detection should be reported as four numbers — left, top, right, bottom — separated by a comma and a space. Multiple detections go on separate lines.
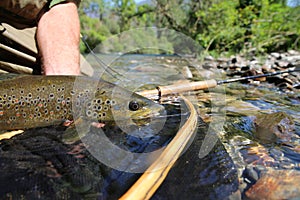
129, 101, 140, 111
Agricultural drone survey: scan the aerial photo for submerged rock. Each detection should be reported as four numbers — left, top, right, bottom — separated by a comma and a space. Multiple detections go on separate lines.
253, 112, 296, 144
246, 169, 300, 200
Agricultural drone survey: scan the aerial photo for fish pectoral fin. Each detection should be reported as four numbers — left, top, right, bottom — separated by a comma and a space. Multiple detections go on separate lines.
62, 117, 105, 144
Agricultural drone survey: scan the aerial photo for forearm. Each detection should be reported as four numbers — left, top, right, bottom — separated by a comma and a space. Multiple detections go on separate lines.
36, 2, 80, 75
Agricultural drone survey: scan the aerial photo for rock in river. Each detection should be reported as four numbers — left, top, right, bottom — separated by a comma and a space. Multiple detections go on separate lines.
246, 169, 300, 199
253, 112, 296, 144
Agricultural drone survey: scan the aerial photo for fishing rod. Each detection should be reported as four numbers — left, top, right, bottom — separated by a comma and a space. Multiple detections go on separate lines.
138, 64, 300, 98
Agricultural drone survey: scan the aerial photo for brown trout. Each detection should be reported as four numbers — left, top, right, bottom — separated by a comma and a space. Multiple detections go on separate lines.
0, 74, 163, 130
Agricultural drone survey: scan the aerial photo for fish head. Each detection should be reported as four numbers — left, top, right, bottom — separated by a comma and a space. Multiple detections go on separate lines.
77, 80, 165, 125
109, 90, 165, 123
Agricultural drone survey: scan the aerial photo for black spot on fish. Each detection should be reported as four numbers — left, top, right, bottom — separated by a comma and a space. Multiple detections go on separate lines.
111, 100, 116, 105
49, 93, 54, 99
86, 110, 92, 117
93, 112, 97, 118
28, 93, 32, 98
105, 100, 111, 105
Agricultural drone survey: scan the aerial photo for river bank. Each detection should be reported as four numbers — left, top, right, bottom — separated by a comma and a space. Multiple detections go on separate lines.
197, 50, 300, 92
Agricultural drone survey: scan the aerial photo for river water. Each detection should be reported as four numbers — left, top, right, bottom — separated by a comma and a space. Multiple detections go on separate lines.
85, 54, 300, 199
0, 54, 299, 199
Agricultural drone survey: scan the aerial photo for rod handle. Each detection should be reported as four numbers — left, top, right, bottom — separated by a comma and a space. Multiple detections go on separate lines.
158, 79, 217, 96
137, 79, 217, 98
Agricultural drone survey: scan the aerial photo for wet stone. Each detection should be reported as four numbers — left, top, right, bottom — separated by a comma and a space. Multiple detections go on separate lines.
245, 169, 300, 200
270, 52, 282, 59
253, 112, 295, 144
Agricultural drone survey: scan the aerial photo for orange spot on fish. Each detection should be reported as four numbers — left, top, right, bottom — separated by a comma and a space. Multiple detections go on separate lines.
15, 113, 21, 117
50, 111, 54, 115
38, 103, 43, 107
91, 122, 105, 128
62, 120, 73, 127
0, 111, 3, 116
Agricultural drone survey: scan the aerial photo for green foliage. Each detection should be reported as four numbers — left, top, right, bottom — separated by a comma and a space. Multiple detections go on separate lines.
78, 0, 300, 55
80, 15, 110, 53
194, 1, 245, 53
252, 2, 300, 52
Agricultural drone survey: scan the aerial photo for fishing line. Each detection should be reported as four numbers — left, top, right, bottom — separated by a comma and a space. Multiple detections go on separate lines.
81, 35, 125, 80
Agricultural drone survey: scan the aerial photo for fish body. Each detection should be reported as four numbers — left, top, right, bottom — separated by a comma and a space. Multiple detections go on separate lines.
0, 75, 162, 130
